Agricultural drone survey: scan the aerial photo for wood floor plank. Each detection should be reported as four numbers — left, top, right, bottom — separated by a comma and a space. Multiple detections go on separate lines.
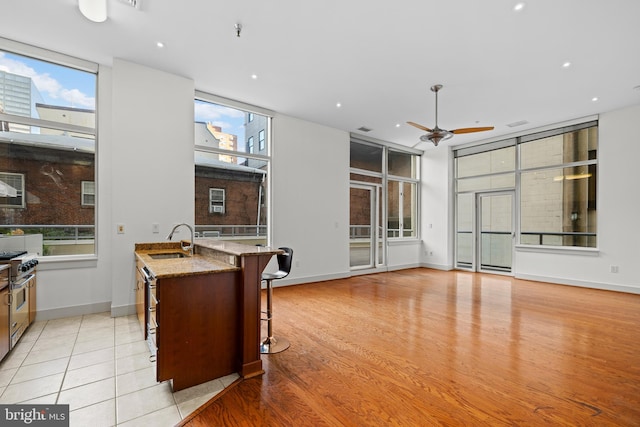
179, 269, 640, 426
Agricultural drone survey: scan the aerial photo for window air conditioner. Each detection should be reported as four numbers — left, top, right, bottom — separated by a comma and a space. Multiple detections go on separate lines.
212, 206, 224, 213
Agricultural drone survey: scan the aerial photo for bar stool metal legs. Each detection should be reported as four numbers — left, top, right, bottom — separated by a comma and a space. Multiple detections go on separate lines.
260, 278, 290, 354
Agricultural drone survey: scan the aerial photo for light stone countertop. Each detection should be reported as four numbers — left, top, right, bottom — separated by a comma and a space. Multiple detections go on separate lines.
134, 240, 282, 279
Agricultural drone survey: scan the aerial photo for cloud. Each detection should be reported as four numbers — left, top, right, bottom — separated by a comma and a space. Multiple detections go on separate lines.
59, 88, 95, 109
0, 52, 95, 109
195, 101, 246, 122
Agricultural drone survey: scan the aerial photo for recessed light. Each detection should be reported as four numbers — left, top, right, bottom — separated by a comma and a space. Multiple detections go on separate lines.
562, 61, 571, 68
591, 97, 599, 102
336, 102, 342, 108
395, 123, 401, 128
251, 74, 258, 80
513, 2, 525, 12
156, 41, 165, 48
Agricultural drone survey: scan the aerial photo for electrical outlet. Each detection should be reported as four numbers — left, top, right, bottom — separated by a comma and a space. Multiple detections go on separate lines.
117, 224, 125, 234
152, 223, 159, 234
610, 265, 619, 273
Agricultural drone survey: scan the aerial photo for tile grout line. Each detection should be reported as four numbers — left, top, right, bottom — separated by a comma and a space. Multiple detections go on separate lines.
54, 318, 82, 406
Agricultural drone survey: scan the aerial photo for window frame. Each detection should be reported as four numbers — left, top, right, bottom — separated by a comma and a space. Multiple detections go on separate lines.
0, 172, 25, 208
350, 137, 421, 243
453, 119, 598, 251
209, 188, 225, 214
194, 91, 274, 244
0, 39, 98, 259
258, 129, 265, 151
81, 181, 95, 207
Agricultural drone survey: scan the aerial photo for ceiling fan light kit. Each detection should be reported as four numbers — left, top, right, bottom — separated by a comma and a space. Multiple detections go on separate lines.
408, 84, 494, 146
78, 0, 107, 22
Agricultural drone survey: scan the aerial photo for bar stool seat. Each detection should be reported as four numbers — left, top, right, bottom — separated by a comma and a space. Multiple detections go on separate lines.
260, 247, 293, 354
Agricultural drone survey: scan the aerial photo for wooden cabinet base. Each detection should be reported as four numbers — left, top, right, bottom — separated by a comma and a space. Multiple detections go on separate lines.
239, 360, 264, 379
156, 271, 239, 392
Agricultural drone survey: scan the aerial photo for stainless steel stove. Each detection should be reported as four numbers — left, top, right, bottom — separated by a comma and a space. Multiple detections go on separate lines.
0, 250, 38, 348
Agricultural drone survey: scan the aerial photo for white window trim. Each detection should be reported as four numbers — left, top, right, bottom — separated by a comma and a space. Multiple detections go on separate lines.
0, 172, 25, 208
81, 181, 95, 206
209, 188, 225, 214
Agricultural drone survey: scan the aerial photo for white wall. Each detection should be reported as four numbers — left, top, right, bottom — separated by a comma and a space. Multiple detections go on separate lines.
37, 59, 196, 319
35, 63, 640, 321
420, 146, 453, 270
421, 104, 640, 294
109, 59, 195, 314
270, 114, 350, 284
515, 104, 640, 293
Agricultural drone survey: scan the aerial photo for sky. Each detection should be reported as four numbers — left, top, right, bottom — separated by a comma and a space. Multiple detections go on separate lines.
0, 49, 250, 145
0, 51, 95, 109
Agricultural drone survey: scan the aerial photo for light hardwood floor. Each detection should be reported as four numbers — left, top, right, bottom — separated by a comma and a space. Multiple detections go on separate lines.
181, 268, 640, 426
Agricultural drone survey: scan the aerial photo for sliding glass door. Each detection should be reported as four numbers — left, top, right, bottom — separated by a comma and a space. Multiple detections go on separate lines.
349, 183, 383, 269
456, 190, 514, 274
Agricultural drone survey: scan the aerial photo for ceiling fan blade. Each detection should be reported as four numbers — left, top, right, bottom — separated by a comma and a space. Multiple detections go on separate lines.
407, 121, 433, 132
451, 126, 494, 135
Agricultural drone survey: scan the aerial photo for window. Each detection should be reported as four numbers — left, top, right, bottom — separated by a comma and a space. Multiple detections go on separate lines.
0, 43, 97, 257
349, 140, 420, 240
259, 129, 265, 151
454, 121, 597, 250
194, 96, 271, 243
209, 188, 225, 214
0, 172, 24, 208
387, 150, 419, 238
81, 181, 95, 206
519, 123, 597, 247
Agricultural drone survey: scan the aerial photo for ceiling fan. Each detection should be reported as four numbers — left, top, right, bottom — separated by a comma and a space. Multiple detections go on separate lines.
407, 84, 494, 147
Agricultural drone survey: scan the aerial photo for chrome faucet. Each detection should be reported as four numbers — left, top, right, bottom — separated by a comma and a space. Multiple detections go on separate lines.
166, 223, 194, 255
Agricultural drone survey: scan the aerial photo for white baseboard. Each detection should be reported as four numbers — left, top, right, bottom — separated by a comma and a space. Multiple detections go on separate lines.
270, 271, 351, 288
387, 263, 422, 271
420, 262, 453, 271
36, 301, 112, 321
111, 303, 137, 317
515, 273, 640, 295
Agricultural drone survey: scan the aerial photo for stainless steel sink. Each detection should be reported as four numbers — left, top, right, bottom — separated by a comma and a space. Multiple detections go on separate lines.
149, 252, 188, 259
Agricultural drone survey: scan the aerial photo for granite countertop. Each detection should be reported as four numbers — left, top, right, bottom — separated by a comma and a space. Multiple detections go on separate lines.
194, 239, 283, 256
134, 240, 282, 279
135, 242, 239, 279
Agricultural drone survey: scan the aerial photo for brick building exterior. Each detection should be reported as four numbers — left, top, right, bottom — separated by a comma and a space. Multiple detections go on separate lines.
0, 141, 95, 227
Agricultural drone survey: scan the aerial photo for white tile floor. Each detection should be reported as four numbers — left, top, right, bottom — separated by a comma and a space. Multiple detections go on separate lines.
0, 312, 238, 427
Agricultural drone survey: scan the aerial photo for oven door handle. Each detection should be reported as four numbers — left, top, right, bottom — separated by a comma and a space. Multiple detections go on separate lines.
13, 273, 35, 290
139, 266, 155, 283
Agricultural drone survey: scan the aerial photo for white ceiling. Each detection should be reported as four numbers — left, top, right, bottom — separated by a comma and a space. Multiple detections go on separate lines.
3, 0, 640, 149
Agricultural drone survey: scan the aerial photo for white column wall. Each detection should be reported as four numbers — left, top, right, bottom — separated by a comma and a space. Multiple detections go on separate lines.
109, 59, 195, 314
420, 146, 454, 270
269, 114, 350, 284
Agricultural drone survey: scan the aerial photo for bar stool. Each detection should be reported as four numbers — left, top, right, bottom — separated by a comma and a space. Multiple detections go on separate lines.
260, 247, 293, 354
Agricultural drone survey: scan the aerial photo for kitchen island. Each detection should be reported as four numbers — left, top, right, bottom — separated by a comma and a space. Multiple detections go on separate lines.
134, 240, 281, 391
